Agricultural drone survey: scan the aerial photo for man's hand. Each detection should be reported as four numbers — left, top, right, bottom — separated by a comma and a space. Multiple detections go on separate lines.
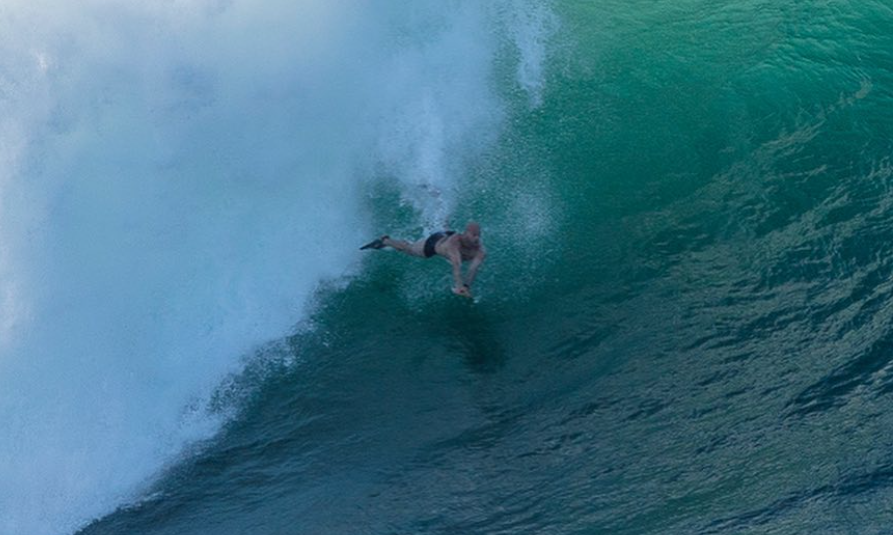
452, 285, 473, 298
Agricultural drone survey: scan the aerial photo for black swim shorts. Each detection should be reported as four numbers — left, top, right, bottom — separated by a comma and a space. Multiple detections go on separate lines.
423, 231, 455, 258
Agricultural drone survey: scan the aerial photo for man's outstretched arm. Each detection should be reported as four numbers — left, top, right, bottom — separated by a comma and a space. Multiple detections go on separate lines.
463, 248, 487, 287
446, 250, 472, 296
449, 251, 465, 290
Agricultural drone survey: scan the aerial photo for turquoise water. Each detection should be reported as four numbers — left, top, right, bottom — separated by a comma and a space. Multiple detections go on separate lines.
3, 1, 893, 534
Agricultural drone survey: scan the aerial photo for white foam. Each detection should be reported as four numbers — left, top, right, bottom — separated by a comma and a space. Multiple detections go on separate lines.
501, 0, 559, 108
0, 1, 554, 534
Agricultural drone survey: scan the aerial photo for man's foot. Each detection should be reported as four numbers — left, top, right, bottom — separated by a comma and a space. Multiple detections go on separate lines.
452, 285, 473, 298
360, 235, 389, 250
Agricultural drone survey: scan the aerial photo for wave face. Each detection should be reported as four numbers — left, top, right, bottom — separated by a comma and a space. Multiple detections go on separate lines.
7, 0, 893, 534
0, 2, 552, 534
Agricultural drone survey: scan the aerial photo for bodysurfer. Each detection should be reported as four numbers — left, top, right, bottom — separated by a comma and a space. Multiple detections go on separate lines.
360, 222, 486, 298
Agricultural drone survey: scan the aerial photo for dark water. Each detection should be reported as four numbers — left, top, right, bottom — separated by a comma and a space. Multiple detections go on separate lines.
13, 0, 893, 533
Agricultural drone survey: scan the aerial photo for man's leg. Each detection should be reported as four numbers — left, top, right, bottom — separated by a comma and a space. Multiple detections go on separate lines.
384, 237, 427, 258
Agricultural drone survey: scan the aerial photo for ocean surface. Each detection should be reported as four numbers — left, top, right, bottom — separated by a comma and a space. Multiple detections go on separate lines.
2, 1, 893, 534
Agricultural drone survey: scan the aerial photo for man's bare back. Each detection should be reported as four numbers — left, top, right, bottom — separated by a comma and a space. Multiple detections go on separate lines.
360, 222, 487, 298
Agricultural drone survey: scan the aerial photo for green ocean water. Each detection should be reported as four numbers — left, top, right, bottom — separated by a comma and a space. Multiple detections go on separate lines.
77, 1, 893, 534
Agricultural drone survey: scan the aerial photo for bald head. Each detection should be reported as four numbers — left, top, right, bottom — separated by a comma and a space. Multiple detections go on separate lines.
461, 221, 482, 248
